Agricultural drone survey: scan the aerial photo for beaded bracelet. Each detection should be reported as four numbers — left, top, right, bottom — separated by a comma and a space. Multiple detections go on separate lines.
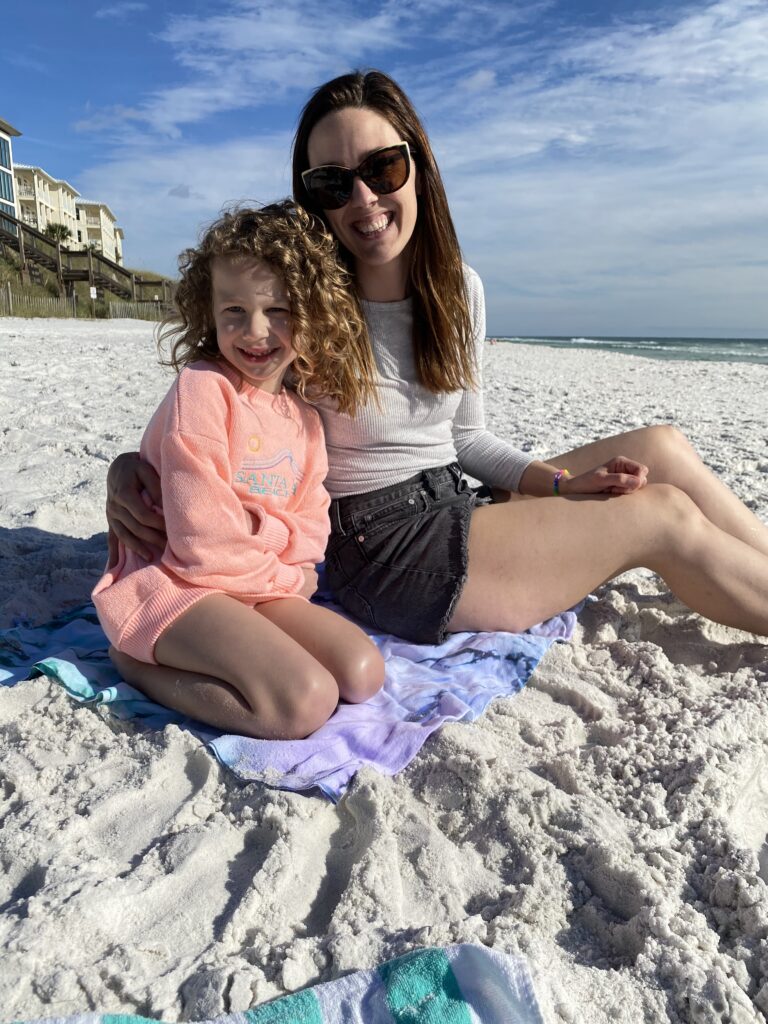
553, 469, 571, 496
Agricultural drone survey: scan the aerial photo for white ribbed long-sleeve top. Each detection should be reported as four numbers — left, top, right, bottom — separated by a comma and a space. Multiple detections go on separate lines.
315, 266, 533, 499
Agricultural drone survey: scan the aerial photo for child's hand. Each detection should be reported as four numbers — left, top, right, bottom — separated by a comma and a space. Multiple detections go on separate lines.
561, 456, 648, 496
299, 567, 319, 599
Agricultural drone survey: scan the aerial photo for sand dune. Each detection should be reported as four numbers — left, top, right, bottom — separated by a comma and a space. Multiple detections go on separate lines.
1, 318, 766, 1022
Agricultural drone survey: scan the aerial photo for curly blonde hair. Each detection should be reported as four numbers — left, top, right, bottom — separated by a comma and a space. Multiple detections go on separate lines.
158, 200, 376, 415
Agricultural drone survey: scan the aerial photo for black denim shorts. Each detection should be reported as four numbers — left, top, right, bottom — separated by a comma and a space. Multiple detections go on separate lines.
325, 463, 490, 644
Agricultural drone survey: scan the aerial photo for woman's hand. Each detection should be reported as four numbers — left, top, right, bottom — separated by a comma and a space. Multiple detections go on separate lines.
560, 456, 649, 497
106, 452, 166, 563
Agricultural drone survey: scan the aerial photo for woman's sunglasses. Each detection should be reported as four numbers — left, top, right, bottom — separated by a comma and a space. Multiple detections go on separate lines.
301, 142, 412, 211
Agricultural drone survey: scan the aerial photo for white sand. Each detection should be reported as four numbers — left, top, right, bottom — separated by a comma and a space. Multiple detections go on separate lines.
1, 318, 767, 1023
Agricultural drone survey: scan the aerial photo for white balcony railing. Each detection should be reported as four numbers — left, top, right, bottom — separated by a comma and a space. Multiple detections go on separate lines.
17, 186, 35, 198
86, 218, 100, 227
22, 213, 38, 227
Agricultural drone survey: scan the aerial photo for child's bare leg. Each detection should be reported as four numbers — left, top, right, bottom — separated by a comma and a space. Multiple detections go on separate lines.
256, 599, 385, 703
110, 646, 262, 734
113, 594, 341, 739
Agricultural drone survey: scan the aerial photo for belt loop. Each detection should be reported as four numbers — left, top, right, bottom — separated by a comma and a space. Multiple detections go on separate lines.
449, 463, 466, 493
330, 499, 346, 536
423, 467, 442, 500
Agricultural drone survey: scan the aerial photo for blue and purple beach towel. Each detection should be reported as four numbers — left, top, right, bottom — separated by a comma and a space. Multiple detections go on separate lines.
0, 590, 579, 800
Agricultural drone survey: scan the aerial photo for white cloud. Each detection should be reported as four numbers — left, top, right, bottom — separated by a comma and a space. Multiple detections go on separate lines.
566, 0, 768, 84
77, 133, 294, 275
79, 0, 552, 138
397, 0, 768, 333
74, 0, 768, 334
461, 69, 497, 93
7, 52, 50, 74
391, 0, 553, 43
80, 0, 407, 137
95, 2, 148, 18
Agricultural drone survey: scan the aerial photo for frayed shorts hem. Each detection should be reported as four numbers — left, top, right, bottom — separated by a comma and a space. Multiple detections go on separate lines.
325, 464, 486, 645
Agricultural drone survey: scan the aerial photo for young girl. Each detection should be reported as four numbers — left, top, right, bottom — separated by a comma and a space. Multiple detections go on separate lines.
93, 201, 384, 739
107, 72, 768, 645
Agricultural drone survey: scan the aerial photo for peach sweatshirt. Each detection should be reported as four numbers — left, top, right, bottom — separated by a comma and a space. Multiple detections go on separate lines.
93, 360, 330, 663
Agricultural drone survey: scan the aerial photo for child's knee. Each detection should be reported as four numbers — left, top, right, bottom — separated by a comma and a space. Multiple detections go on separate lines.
275, 666, 339, 738
338, 644, 385, 703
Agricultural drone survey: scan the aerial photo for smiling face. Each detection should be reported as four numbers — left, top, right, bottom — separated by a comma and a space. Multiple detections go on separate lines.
211, 257, 295, 393
307, 106, 419, 301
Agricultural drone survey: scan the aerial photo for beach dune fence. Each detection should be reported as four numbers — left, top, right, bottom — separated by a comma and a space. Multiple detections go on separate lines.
0, 284, 167, 321
0, 286, 76, 318
107, 300, 167, 321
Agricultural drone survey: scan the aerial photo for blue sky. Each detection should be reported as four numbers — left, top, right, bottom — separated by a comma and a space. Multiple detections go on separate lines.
5, 0, 767, 336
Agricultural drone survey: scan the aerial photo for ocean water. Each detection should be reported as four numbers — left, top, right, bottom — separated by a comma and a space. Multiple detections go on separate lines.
496, 335, 768, 365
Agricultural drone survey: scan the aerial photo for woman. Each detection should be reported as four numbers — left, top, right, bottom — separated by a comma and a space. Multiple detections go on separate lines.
107, 70, 768, 660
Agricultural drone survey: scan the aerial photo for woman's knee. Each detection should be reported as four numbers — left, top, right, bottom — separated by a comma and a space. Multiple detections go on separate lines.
639, 483, 707, 554
644, 424, 698, 463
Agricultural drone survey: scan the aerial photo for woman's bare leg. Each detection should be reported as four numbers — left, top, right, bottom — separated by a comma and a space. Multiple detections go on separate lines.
256, 599, 384, 703
113, 595, 341, 739
450, 484, 768, 636
549, 425, 768, 556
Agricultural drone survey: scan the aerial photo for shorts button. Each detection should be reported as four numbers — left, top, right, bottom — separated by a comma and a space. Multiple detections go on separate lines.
408, 498, 415, 504
357, 534, 365, 542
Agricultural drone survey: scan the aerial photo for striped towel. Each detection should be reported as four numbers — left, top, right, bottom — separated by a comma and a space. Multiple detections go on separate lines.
14, 944, 544, 1023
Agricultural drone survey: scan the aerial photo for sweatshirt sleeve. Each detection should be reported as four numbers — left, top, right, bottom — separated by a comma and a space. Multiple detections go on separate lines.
277, 407, 331, 567
159, 428, 303, 598
452, 268, 534, 493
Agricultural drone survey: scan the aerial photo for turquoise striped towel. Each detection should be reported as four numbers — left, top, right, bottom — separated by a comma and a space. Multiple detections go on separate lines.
14, 944, 543, 1023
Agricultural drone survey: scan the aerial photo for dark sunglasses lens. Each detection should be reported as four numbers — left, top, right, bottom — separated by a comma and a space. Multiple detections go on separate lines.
304, 167, 352, 210
360, 148, 409, 195
304, 146, 410, 209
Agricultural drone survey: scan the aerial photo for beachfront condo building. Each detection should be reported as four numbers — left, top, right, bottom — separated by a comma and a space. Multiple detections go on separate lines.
0, 117, 21, 225
2, 118, 126, 265
15, 164, 80, 239
15, 167, 124, 264
75, 199, 123, 264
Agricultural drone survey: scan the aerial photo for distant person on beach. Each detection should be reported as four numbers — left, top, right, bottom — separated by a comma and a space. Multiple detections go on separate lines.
94, 202, 384, 737
107, 70, 768, 653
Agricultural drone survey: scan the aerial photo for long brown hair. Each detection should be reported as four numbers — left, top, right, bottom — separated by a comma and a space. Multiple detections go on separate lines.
157, 201, 376, 415
292, 70, 476, 394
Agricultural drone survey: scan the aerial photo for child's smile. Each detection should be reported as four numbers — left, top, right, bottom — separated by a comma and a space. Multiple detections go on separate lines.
238, 344, 281, 365
212, 257, 296, 393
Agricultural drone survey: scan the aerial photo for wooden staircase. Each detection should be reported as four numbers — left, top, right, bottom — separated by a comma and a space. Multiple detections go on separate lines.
0, 210, 171, 304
